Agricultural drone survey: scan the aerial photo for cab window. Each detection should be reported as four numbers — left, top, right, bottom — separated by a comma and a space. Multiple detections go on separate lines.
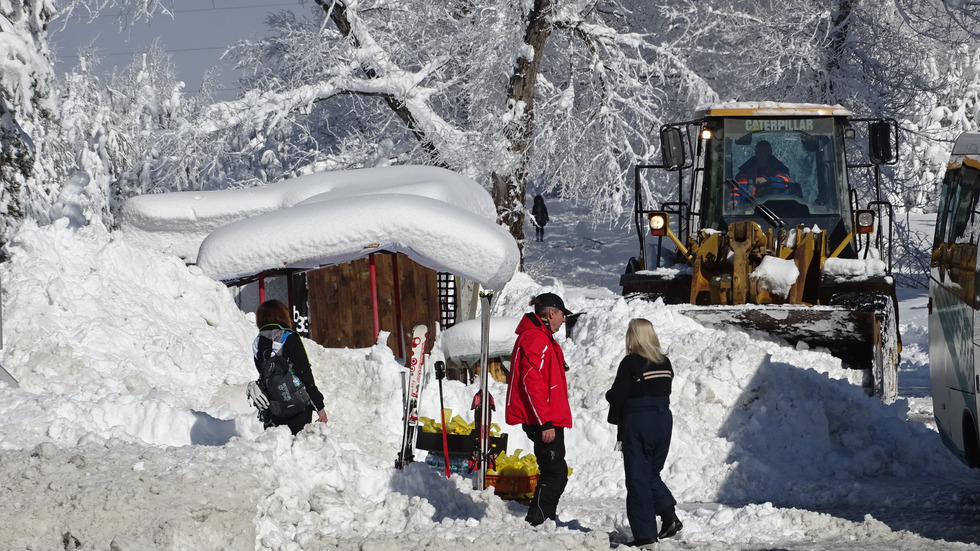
720, 117, 841, 217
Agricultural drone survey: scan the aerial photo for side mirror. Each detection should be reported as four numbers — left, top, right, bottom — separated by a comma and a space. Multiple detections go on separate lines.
660, 127, 685, 171
869, 121, 895, 164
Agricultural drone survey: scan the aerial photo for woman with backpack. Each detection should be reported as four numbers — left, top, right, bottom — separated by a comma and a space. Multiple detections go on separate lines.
247, 299, 328, 434
605, 318, 681, 548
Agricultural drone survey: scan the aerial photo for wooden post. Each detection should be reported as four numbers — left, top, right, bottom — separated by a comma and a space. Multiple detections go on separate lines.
287, 271, 294, 317
369, 253, 380, 340
393, 254, 404, 357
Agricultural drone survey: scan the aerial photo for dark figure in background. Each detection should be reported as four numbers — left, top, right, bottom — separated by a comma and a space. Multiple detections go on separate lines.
505, 292, 573, 526
531, 195, 549, 242
248, 300, 328, 435
606, 318, 682, 548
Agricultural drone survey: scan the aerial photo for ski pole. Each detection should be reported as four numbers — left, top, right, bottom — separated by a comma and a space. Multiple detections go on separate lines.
435, 360, 451, 478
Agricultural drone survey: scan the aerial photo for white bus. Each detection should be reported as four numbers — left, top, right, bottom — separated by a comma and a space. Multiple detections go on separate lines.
930, 131, 980, 468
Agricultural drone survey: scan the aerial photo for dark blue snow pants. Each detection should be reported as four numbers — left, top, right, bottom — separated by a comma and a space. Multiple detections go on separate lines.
622, 396, 676, 541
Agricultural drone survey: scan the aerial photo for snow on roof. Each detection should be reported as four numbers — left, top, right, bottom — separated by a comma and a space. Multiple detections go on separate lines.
951, 132, 980, 156
120, 165, 519, 290
439, 316, 521, 361
945, 134, 980, 171
695, 102, 852, 117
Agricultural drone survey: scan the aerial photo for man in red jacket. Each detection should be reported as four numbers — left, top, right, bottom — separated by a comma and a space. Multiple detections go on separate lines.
505, 292, 573, 526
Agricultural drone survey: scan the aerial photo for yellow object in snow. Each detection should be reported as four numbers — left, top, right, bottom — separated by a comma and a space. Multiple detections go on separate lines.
418, 413, 500, 436
487, 449, 573, 477
488, 449, 539, 477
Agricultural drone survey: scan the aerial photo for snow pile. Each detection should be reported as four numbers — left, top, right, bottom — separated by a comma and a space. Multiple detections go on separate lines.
0, 219, 972, 549
750, 255, 799, 298
119, 165, 496, 260
824, 256, 888, 281
197, 193, 518, 290
0, 220, 255, 448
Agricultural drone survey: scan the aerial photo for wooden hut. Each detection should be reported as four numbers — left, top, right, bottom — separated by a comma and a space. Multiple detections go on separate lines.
120, 165, 519, 360
233, 251, 479, 359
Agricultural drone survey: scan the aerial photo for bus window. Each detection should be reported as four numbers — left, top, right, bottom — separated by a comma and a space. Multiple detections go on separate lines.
948, 164, 980, 245
934, 169, 956, 250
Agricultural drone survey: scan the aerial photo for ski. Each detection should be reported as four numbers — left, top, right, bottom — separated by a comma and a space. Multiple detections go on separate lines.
473, 290, 494, 490
396, 324, 428, 469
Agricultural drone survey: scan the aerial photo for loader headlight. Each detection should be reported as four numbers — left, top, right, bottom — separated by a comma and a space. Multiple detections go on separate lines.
648, 212, 669, 236
700, 128, 713, 140
856, 210, 875, 234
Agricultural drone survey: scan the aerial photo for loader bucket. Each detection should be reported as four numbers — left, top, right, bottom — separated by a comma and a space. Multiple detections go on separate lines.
676, 301, 899, 402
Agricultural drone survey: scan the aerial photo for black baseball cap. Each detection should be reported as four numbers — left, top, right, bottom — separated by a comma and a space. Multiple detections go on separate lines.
534, 292, 573, 316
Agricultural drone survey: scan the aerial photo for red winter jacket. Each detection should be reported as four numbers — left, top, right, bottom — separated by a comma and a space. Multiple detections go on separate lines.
505, 313, 572, 429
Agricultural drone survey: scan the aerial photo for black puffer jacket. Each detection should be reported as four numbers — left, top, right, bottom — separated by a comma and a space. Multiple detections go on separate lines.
605, 353, 673, 425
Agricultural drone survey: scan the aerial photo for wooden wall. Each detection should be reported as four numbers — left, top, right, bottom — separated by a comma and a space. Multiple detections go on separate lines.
306, 252, 439, 360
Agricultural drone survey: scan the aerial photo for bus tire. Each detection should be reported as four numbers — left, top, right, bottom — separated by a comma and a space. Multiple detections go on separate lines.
964, 413, 980, 469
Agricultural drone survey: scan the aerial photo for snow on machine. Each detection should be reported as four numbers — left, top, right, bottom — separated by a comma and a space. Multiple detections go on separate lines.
621, 102, 901, 402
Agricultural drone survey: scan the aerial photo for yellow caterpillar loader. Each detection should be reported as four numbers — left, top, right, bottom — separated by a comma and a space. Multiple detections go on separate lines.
621, 103, 901, 402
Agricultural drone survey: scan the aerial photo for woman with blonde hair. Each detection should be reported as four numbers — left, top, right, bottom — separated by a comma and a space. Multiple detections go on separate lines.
605, 318, 681, 548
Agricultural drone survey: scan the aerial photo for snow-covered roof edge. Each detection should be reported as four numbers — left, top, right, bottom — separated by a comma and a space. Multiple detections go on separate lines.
118, 165, 498, 262
196, 193, 519, 290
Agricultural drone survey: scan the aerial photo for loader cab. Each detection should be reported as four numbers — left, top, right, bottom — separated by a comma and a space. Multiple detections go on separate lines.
624, 102, 902, 401
696, 111, 855, 252
630, 102, 897, 279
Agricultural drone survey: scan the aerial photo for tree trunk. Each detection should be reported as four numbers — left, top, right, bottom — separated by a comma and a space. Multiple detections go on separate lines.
491, 0, 553, 269
320, 0, 555, 267
824, 0, 852, 101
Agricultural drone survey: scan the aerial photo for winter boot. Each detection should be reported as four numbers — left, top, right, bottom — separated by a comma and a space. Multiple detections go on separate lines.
525, 481, 560, 526
658, 508, 683, 539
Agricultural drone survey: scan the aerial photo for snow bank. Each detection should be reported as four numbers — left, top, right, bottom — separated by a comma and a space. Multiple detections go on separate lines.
0, 220, 970, 550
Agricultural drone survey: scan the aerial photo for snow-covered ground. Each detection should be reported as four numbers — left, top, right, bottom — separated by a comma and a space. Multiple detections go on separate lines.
0, 203, 977, 550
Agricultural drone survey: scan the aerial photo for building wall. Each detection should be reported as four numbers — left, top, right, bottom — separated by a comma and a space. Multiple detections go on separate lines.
307, 252, 439, 360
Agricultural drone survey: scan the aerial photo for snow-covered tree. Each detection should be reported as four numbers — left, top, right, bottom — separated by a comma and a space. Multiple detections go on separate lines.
0, 0, 173, 245
59, 40, 211, 227
0, 1, 61, 246
46, 0, 977, 284
198, 0, 716, 257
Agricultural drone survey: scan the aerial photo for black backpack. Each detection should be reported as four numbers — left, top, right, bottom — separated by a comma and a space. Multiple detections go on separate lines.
258, 330, 311, 418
